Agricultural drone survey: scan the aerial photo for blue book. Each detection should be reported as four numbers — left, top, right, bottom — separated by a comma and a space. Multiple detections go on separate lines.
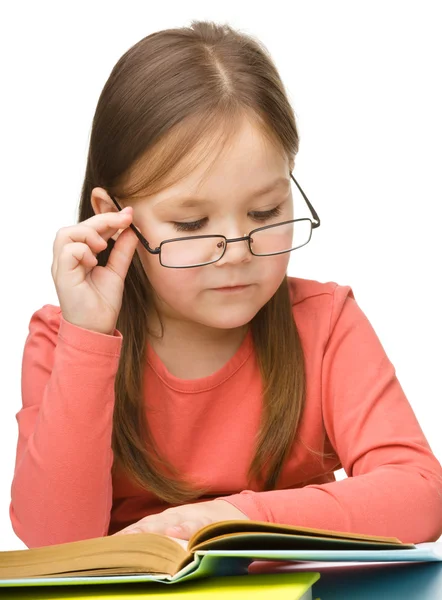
249, 545, 442, 599
312, 561, 442, 599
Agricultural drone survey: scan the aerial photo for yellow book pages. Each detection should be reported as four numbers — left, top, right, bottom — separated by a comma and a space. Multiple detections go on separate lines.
188, 520, 404, 549
0, 534, 187, 579
0, 573, 320, 599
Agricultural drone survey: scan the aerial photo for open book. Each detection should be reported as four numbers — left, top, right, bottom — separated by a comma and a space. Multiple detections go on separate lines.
0, 520, 433, 586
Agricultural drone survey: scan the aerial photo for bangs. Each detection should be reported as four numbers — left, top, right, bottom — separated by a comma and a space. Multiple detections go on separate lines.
112, 105, 287, 203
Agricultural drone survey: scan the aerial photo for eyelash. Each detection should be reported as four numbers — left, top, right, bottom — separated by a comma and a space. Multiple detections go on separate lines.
172, 206, 283, 232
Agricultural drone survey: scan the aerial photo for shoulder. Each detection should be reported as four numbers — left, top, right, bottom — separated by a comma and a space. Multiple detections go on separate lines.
286, 275, 359, 339
287, 275, 356, 314
287, 275, 354, 306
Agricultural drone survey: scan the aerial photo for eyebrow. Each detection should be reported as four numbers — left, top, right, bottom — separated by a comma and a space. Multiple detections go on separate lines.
155, 176, 290, 209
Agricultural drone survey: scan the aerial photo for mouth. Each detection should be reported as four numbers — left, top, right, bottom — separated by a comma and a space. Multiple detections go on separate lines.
212, 284, 252, 292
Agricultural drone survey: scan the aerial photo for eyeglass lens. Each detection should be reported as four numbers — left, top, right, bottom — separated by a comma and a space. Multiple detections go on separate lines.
160, 219, 312, 268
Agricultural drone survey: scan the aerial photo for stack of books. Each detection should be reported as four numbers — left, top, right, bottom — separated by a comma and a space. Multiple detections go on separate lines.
1, 521, 441, 598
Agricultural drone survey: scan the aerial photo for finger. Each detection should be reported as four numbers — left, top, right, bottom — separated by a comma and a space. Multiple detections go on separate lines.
52, 228, 107, 280
53, 209, 132, 254
114, 514, 183, 536
115, 523, 168, 536
83, 207, 133, 238
52, 209, 133, 275
104, 225, 140, 283
55, 242, 98, 283
164, 520, 202, 540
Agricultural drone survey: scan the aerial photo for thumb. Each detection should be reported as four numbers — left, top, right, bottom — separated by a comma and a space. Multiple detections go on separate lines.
105, 225, 139, 281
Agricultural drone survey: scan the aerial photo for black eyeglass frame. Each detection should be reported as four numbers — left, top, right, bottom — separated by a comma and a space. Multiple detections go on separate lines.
108, 172, 320, 269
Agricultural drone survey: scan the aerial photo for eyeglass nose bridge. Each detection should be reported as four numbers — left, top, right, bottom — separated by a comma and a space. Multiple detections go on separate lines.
216, 233, 253, 255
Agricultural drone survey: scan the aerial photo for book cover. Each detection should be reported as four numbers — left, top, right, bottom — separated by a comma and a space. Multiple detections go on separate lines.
0, 572, 320, 599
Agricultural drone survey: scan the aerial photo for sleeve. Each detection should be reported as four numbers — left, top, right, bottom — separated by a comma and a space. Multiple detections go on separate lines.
9, 305, 123, 548
219, 284, 442, 544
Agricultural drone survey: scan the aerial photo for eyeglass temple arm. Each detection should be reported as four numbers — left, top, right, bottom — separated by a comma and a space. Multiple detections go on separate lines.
290, 173, 320, 229
107, 194, 160, 255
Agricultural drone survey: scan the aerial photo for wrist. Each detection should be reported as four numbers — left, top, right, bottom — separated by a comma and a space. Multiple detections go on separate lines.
212, 499, 250, 520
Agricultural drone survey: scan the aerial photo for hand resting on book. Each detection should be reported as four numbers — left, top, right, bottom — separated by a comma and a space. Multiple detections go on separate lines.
111, 499, 250, 540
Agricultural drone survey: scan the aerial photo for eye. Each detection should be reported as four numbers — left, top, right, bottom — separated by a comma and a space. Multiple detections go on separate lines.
249, 206, 282, 221
172, 218, 208, 232
171, 205, 283, 232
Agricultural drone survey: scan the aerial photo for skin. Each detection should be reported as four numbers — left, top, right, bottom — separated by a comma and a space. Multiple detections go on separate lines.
91, 116, 295, 539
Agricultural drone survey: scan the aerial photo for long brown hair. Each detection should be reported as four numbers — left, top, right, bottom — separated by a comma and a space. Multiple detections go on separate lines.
78, 20, 306, 504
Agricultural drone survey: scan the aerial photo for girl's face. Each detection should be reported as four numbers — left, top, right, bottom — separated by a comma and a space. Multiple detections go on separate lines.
131, 118, 293, 332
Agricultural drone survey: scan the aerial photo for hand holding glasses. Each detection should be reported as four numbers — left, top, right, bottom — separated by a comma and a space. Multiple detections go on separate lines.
50, 173, 319, 335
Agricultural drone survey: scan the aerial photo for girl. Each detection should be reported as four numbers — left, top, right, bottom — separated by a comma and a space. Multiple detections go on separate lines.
10, 20, 442, 549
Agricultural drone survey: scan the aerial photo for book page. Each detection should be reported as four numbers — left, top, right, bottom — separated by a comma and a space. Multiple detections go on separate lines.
167, 536, 189, 551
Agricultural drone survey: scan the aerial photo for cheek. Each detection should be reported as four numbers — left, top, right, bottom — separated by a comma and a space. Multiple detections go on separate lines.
257, 254, 291, 287
137, 247, 200, 297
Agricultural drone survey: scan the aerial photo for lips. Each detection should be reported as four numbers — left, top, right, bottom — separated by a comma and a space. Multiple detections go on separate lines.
214, 284, 249, 289
211, 285, 253, 294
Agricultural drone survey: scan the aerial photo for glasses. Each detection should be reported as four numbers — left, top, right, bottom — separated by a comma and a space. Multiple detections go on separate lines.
108, 173, 320, 268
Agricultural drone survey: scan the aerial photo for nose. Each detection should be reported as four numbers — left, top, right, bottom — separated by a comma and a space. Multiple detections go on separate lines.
214, 234, 252, 267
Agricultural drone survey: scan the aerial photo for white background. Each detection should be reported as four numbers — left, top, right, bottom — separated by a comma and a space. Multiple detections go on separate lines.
1, 1, 441, 551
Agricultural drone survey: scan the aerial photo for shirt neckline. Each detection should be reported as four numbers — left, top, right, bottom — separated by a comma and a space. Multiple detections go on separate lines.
146, 328, 254, 393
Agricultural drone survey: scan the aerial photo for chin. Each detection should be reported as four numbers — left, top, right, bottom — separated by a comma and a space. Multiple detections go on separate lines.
196, 308, 259, 330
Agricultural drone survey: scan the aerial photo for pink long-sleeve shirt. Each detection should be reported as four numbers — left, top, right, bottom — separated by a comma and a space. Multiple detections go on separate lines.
9, 277, 442, 548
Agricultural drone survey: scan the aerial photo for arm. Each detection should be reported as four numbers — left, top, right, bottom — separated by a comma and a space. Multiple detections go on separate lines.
220, 285, 442, 543
10, 305, 123, 548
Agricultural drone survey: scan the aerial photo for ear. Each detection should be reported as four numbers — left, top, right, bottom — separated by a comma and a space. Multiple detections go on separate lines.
91, 187, 118, 215
91, 187, 124, 242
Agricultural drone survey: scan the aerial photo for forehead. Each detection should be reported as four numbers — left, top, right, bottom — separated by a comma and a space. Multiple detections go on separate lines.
150, 118, 290, 205
152, 177, 291, 214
